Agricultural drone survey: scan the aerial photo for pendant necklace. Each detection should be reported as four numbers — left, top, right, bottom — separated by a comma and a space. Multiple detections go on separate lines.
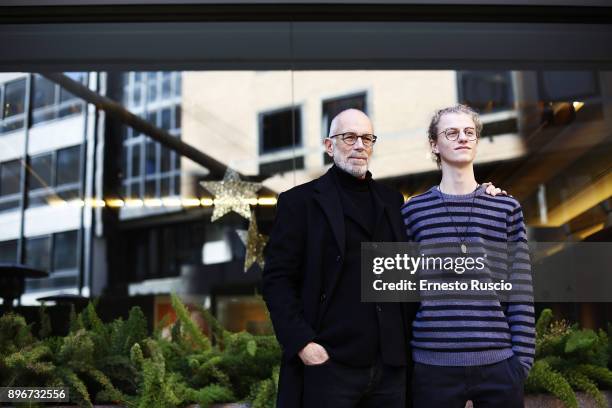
438, 183, 479, 254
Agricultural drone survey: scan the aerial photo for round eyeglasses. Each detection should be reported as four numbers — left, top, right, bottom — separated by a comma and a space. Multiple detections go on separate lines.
437, 127, 478, 141
329, 132, 378, 147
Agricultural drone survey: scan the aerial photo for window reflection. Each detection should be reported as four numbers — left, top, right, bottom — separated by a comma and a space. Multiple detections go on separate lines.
0, 239, 17, 263
24, 230, 79, 292
259, 106, 303, 174
53, 230, 78, 272
0, 67, 608, 307
0, 160, 22, 212
1, 78, 26, 133
24, 235, 51, 271
31, 73, 86, 125
120, 71, 181, 201
28, 146, 82, 207
458, 71, 514, 113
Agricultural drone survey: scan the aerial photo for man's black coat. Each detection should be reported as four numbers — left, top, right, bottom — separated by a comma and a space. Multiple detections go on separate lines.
262, 167, 415, 407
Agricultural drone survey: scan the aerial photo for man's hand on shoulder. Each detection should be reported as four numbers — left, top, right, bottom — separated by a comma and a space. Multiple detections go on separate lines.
483, 182, 509, 197
298, 342, 330, 366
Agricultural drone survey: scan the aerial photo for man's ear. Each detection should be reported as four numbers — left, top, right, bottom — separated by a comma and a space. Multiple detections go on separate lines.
324, 138, 334, 157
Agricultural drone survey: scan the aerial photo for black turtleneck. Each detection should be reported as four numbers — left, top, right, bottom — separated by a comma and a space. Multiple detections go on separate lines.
332, 163, 371, 190
331, 165, 375, 234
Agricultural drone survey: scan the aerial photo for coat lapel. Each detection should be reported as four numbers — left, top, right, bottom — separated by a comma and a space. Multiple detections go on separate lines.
314, 169, 345, 257
370, 183, 404, 242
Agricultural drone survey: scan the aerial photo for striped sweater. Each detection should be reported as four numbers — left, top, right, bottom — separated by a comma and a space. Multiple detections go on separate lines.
400, 185, 535, 375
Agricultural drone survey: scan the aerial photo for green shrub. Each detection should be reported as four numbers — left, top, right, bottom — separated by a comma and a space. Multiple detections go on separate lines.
526, 308, 612, 408
0, 294, 281, 407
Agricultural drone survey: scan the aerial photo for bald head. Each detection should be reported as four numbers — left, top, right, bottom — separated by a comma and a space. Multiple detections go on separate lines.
328, 109, 373, 137
325, 108, 374, 179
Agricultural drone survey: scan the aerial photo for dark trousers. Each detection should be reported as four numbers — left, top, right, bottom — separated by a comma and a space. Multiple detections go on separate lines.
302, 357, 407, 408
412, 356, 525, 408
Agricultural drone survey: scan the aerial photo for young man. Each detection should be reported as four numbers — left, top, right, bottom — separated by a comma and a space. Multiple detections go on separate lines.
401, 104, 535, 407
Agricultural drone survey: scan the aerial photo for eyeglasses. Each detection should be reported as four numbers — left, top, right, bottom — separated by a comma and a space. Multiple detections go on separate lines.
329, 132, 378, 147
438, 127, 478, 141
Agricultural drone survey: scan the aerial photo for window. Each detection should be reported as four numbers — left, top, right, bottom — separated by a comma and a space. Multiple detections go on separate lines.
457, 71, 514, 113
31, 73, 87, 125
29, 153, 53, 191
161, 146, 171, 173
145, 139, 157, 175
147, 72, 158, 102
132, 72, 143, 107
0, 240, 18, 263
175, 105, 181, 128
0, 160, 22, 212
162, 72, 172, 99
258, 106, 304, 174
131, 145, 142, 178
145, 179, 156, 198
1, 78, 26, 133
125, 221, 205, 282
24, 235, 51, 272
1, 160, 21, 196
160, 174, 170, 196
457, 71, 519, 138
161, 107, 171, 130
260, 107, 302, 154
539, 71, 598, 101
322, 93, 367, 164
24, 230, 78, 278
27, 146, 81, 207
24, 231, 80, 292
120, 71, 182, 200
59, 73, 83, 103
53, 230, 78, 271
129, 181, 141, 199
32, 75, 56, 119
56, 145, 81, 186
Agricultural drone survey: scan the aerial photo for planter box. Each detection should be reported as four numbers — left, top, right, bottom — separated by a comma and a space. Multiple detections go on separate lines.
190, 405, 249, 408
52, 405, 251, 408
52, 392, 612, 408
210, 405, 250, 408
525, 391, 612, 408
465, 391, 612, 408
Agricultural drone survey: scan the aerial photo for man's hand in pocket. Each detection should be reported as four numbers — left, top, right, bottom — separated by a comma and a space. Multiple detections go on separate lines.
299, 342, 330, 366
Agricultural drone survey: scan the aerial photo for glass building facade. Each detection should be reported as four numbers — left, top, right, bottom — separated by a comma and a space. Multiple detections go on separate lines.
0, 4, 609, 331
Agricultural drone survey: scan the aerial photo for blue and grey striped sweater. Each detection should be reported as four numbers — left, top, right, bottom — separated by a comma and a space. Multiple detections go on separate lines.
400, 185, 535, 375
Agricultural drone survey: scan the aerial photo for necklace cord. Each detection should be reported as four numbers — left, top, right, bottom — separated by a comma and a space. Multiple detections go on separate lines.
438, 184, 479, 251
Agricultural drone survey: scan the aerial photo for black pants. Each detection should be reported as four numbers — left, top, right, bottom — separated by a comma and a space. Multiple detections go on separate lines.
302, 357, 407, 408
412, 355, 525, 408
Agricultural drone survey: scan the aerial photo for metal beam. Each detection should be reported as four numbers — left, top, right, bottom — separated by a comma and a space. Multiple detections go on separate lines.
42, 72, 229, 179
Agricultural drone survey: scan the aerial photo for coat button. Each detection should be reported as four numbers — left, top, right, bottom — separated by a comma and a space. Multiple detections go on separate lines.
320, 293, 327, 302
336, 255, 341, 262
376, 305, 382, 312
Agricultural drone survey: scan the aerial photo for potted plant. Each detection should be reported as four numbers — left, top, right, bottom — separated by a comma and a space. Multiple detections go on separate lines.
0, 294, 280, 408
524, 309, 612, 408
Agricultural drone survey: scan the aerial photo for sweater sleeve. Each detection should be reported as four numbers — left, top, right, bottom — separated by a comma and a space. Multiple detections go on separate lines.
506, 201, 536, 376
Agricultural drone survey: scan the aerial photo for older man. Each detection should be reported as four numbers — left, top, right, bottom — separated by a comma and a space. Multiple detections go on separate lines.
262, 109, 502, 408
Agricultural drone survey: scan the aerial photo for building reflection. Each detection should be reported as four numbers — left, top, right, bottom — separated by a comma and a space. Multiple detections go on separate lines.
0, 69, 609, 331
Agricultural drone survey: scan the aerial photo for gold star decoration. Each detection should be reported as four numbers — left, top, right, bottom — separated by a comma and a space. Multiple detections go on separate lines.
237, 212, 269, 272
200, 168, 262, 222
